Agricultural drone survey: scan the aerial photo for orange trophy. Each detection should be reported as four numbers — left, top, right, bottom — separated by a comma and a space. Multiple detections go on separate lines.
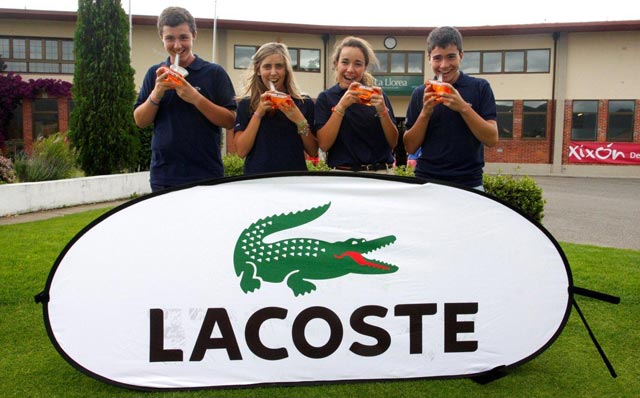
160, 53, 188, 87
426, 74, 451, 102
266, 82, 293, 109
354, 84, 382, 106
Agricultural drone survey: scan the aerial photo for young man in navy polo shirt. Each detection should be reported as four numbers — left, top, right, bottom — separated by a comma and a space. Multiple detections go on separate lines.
134, 7, 237, 192
404, 26, 498, 190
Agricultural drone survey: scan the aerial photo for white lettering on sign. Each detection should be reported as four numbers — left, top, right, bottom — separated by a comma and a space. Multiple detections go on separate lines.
568, 143, 626, 161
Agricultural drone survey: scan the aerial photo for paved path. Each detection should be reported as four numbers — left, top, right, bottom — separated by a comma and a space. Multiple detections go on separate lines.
532, 176, 639, 250
1, 177, 638, 250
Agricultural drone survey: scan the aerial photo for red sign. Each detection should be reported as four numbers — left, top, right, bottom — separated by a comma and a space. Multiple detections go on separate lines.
568, 142, 640, 165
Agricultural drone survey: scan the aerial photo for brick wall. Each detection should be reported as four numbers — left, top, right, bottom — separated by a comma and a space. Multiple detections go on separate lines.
21, 99, 33, 154
485, 100, 553, 164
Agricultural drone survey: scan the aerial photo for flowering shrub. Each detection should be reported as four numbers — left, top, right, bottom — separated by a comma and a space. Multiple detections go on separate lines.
13, 132, 79, 182
0, 154, 16, 184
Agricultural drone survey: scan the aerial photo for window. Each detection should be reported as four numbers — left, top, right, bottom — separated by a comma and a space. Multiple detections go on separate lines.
495, 101, 514, 139
32, 98, 58, 140
504, 51, 525, 72
461, 49, 550, 74
461, 51, 480, 74
526, 49, 550, 73
390, 53, 405, 73
522, 100, 548, 139
234, 45, 256, 69
607, 100, 635, 142
482, 52, 502, 73
291, 48, 320, 72
5, 105, 24, 157
233, 45, 320, 72
0, 36, 74, 74
571, 101, 599, 141
374, 52, 389, 73
373, 51, 424, 75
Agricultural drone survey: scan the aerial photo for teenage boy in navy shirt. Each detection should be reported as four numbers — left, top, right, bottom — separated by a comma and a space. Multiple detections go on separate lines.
134, 7, 236, 192
404, 26, 498, 190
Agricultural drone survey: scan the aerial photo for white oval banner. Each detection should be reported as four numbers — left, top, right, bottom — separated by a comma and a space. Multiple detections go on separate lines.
41, 174, 572, 390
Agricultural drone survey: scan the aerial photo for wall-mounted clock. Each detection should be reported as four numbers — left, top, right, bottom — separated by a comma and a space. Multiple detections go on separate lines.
384, 36, 397, 50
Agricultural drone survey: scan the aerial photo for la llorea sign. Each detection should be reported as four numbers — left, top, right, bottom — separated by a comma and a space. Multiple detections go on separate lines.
39, 174, 572, 390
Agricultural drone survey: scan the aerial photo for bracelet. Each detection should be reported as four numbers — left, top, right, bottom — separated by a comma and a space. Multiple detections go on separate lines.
296, 119, 310, 136
252, 111, 263, 119
148, 96, 160, 106
376, 107, 389, 117
331, 106, 345, 116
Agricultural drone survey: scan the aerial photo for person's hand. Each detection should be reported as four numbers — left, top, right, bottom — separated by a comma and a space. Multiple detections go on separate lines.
278, 99, 305, 125
336, 81, 365, 111
437, 85, 468, 113
420, 85, 440, 116
152, 66, 176, 99
368, 85, 386, 114
253, 92, 275, 118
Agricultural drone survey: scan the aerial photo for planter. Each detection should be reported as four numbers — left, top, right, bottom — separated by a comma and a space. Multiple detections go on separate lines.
0, 172, 150, 217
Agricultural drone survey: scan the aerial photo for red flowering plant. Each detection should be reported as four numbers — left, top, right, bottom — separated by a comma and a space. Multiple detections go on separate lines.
0, 71, 72, 150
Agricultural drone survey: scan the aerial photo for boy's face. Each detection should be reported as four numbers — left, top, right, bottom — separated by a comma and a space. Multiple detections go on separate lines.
429, 44, 463, 84
161, 22, 196, 65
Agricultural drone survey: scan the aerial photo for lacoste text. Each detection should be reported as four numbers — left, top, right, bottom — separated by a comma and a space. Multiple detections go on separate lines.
149, 303, 478, 362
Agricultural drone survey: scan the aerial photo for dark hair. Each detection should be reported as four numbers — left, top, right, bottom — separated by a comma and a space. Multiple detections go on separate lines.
157, 7, 197, 37
427, 26, 463, 55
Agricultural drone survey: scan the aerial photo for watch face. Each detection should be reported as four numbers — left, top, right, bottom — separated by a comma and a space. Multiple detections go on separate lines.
384, 36, 397, 50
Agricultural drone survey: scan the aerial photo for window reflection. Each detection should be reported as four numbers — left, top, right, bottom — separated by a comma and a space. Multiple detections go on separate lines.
523, 100, 548, 138
482, 52, 502, 73
571, 100, 598, 141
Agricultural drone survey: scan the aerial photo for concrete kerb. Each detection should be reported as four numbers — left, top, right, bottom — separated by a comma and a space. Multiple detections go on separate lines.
0, 172, 151, 218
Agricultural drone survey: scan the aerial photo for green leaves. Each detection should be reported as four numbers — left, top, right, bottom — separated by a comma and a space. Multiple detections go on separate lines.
69, 0, 138, 176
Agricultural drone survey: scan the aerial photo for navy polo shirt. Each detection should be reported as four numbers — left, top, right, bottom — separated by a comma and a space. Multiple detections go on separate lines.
314, 84, 396, 168
234, 96, 314, 175
134, 56, 237, 187
405, 72, 496, 187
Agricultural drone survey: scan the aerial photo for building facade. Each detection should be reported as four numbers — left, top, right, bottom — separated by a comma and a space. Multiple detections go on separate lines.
1, 8, 639, 177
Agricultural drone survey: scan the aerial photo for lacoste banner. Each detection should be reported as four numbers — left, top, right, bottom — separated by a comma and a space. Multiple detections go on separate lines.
39, 174, 572, 390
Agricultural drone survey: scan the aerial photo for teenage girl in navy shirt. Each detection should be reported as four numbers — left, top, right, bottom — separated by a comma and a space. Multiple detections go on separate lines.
314, 36, 398, 173
234, 42, 318, 175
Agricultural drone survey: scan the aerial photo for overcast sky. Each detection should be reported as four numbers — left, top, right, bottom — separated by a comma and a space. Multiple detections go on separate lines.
2, 0, 638, 27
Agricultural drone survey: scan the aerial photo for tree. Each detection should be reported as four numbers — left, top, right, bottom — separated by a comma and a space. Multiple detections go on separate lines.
69, 0, 138, 175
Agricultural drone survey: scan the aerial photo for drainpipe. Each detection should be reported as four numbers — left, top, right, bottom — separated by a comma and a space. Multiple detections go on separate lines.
549, 32, 559, 164
322, 34, 329, 90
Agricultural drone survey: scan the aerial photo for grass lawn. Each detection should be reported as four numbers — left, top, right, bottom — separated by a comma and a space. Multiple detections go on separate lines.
1, 207, 638, 397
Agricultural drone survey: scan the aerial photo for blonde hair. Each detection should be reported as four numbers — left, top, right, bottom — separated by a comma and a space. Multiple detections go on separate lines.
331, 36, 378, 86
238, 42, 304, 112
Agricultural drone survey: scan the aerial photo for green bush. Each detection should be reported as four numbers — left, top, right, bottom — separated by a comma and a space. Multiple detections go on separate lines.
483, 173, 546, 223
218, 156, 544, 223
394, 164, 415, 177
13, 133, 79, 182
223, 153, 245, 177
306, 159, 331, 171
0, 154, 16, 183
132, 124, 152, 172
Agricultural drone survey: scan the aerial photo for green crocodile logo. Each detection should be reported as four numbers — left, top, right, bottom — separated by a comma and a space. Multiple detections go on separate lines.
233, 202, 398, 296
